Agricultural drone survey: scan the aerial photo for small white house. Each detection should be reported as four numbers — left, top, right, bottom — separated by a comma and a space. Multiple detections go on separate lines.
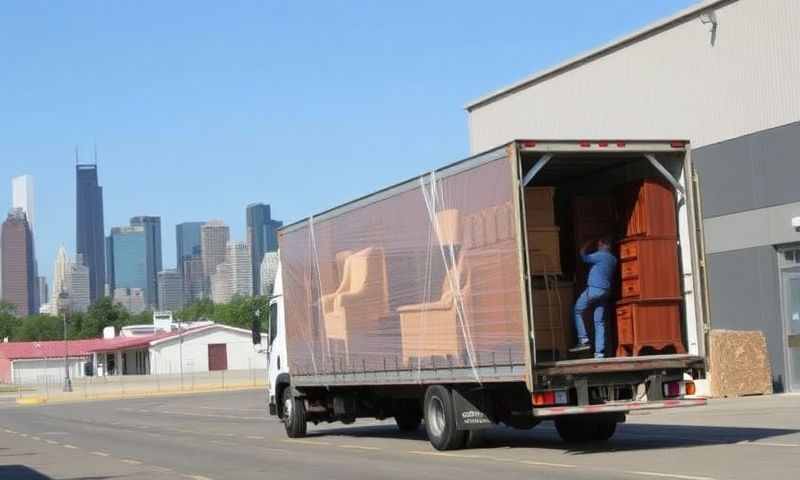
148, 324, 264, 374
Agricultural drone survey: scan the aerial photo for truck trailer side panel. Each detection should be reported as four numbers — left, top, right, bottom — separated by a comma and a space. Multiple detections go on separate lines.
278, 147, 527, 386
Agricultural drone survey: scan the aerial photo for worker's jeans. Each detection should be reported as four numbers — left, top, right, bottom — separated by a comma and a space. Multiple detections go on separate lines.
574, 287, 610, 356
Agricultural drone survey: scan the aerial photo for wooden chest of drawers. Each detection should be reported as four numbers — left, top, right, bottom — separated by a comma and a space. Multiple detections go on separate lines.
618, 179, 677, 238
619, 237, 680, 300
615, 298, 686, 356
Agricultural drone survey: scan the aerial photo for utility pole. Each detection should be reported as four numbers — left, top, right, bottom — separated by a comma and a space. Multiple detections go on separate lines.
60, 292, 73, 392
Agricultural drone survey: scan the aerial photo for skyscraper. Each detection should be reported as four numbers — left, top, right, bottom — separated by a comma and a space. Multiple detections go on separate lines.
76, 164, 105, 303
182, 254, 205, 304
37, 276, 48, 309
259, 252, 279, 296
201, 220, 229, 295
65, 255, 90, 313
11, 175, 34, 234
1, 209, 35, 316
227, 241, 252, 298
52, 245, 69, 296
176, 222, 204, 273
130, 216, 162, 308
157, 269, 184, 311
246, 203, 283, 295
107, 225, 147, 301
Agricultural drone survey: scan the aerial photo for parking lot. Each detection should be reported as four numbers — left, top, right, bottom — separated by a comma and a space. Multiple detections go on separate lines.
1, 390, 799, 480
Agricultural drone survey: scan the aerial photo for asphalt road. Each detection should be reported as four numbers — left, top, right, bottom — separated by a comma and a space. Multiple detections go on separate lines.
1, 390, 799, 480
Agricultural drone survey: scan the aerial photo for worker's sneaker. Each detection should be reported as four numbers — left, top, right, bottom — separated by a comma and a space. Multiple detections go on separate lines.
594, 353, 605, 359
569, 342, 591, 353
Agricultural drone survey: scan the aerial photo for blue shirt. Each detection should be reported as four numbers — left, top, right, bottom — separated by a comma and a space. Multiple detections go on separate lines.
581, 249, 618, 290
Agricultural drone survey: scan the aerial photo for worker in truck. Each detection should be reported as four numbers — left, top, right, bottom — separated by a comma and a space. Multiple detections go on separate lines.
570, 236, 618, 358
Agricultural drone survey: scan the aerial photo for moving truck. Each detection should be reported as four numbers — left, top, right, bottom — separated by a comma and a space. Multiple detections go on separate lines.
257, 140, 708, 450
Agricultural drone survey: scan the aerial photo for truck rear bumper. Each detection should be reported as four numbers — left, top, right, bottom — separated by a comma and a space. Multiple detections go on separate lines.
532, 397, 707, 417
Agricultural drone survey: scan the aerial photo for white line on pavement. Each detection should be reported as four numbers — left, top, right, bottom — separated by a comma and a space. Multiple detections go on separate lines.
183, 475, 213, 480
519, 460, 576, 468
736, 440, 800, 448
45, 440, 58, 445
121, 459, 142, 465
628, 471, 716, 480
246, 435, 265, 440
90, 451, 110, 457
339, 444, 382, 451
281, 439, 332, 446
63, 444, 78, 449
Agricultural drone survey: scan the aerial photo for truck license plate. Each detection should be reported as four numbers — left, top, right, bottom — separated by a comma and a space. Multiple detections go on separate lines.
555, 391, 568, 405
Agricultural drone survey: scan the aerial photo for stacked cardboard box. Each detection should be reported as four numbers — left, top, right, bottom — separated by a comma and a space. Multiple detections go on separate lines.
525, 186, 561, 274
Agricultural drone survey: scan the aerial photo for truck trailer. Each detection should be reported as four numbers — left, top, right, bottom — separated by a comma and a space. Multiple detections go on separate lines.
259, 140, 708, 450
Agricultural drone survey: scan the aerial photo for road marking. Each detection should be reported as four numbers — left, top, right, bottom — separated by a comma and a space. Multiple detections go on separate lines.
4, 429, 15, 433
31, 436, 41, 440
45, 440, 58, 445
628, 471, 715, 480
339, 444, 382, 451
263, 447, 291, 454
281, 439, 331, 446
121, 459, 142, 465
19, 433, 28, 437
63, 444, 78, 449
407, 450, 483, 459
91, 451, 110, 456
183, 475, 213, 480
736, 440, 800, 448
246, 435, 265, 440
519, 460, 576, 468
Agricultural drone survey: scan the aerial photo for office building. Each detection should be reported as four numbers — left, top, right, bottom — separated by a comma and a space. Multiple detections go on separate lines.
76, 164, 106, 303
176, 222, 204, 274
107, 226, 147, 296
157, 269, 184, 311
201, 220, 229, 294
37, 276, 48, 308
65, 255, 90, 313
1, 209, 35, 316
210, 262, 232, 305
246, 203, 283, 295
464, 0, 799, 391
11, 175, 35, 234
182, 254, 205, 304
52, 246, 69, 297
227, 241, 252, 299
113, 287, 146, 314
130, 216, 162, 307
259, 252, 279, 296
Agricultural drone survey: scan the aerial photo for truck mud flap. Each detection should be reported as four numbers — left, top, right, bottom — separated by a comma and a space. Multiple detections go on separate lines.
532, 398, 707, 417
452, 388, 495, 430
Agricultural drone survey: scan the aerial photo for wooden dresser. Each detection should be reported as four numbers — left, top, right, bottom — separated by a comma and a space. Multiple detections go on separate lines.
614, 179, 685, 356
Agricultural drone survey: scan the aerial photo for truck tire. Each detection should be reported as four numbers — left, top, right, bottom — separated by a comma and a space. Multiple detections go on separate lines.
282, 389, 307, 438
424, 385, 467, 450
554, 414, 617, 443
395, 409, 423, 432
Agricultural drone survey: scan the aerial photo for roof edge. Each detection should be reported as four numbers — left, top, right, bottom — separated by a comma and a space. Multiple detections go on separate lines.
464, 0, 734, 111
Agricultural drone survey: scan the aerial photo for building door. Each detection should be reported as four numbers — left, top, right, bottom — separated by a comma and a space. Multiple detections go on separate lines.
208, 344, 228, 371
778, 247, 800, 392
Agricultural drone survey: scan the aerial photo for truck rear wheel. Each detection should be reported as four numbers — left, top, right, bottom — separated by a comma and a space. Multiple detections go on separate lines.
424, 385, 467, 450
554, 414, 617, 443
282, 389, 307, 438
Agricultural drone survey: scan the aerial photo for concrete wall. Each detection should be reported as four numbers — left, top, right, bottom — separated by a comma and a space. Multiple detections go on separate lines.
466, 0, 800, 153
11, 358, 86, 385
149, 327, 264, 374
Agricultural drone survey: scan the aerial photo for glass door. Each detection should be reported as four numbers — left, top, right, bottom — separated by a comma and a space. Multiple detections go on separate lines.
782, 271, 800, 392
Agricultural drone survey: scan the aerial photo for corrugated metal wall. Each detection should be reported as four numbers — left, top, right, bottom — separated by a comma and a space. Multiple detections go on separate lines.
467, 0, 800, 153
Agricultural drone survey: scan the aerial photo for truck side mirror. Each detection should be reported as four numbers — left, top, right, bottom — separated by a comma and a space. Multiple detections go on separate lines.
251, 310, 262, 346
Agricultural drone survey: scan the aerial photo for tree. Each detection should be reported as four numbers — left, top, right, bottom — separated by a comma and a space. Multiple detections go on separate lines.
77, 297, 131, 338
0, 302, 21, 341
13, 315, 63, 341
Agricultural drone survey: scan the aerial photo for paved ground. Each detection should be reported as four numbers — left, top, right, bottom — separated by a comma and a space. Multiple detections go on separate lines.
1, 390, 799, 480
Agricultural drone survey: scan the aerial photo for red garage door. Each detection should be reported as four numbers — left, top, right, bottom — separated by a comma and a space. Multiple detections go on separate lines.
208, 344, 228, 371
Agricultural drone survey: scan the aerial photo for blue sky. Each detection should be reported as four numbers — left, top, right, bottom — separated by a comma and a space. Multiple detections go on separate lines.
0, 0, 695, 288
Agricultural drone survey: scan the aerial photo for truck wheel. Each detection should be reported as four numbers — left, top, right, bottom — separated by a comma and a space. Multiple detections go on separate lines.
282, 389, 307, 438
424, 385, 467, 450
395, 408, 422, 432
590, 417, 617, 441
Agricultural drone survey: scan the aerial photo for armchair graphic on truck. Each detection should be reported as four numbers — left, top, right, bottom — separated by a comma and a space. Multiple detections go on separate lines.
321, 246, 389, 363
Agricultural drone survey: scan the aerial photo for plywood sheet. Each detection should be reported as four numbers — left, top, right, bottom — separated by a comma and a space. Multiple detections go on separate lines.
709, 329, 772, 398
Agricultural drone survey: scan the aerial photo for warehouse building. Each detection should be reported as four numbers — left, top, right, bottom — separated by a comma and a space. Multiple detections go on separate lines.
0, 323, 264, 384
465, 0, 799, 391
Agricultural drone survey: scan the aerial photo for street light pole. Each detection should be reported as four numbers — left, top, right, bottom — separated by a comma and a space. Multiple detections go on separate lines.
60, 292, 72, 393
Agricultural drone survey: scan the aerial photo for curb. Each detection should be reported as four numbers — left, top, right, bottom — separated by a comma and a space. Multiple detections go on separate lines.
14, 383, 265, 406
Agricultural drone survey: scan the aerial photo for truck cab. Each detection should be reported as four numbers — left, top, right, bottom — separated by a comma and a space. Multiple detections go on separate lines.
265, 263, 289, 419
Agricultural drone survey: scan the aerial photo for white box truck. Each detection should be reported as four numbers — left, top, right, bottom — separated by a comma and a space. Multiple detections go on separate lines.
256, 140, 708, 450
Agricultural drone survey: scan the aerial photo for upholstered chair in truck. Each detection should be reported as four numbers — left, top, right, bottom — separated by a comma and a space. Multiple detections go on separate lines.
321, 246, 389, 363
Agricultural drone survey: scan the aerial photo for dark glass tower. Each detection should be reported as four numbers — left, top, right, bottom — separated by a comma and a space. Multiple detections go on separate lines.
246, 203, 283, 295
130, 216, 162, 309
1, 209, 35, 316
176, 222, 204, 273
76, 164, 106, 304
